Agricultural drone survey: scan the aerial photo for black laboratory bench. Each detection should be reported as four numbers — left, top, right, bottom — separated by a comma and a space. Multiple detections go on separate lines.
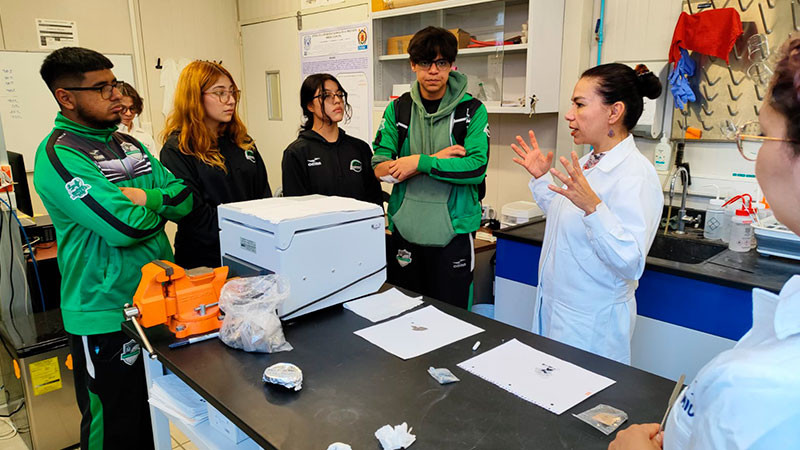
494, 218, 800, 294
123, 285, 675, 450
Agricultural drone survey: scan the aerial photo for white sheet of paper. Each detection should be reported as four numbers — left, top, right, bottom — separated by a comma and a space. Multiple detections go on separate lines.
344, 288, 423, 322
457, 339, 616, 415
354, 305, 484, 360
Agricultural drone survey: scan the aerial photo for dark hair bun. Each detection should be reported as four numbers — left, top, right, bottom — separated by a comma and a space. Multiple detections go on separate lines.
634, 64, 663, 100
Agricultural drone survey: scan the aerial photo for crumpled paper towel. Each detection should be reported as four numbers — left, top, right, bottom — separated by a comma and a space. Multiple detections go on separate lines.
327, 443, 352, 450
375, 422, 416, 449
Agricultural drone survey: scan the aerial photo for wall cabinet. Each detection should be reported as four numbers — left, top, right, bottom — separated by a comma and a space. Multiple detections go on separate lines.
371, 0, 564, 114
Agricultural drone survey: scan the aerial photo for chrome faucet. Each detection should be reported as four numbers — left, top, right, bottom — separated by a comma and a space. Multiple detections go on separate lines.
668, 166, 690, 234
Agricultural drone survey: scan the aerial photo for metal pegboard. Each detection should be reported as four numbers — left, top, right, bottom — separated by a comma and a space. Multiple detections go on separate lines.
671, 0, 797, 141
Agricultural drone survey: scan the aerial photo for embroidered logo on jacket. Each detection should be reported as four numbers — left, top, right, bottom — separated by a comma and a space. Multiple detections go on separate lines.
307, 157, 322, 167
65, 177, 91, 200
121, 142, 143, 160
245, 150, 256, 163
350, 159, 362, 173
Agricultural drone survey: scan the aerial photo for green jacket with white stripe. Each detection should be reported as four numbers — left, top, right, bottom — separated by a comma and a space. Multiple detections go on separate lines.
33, 113, 192, 335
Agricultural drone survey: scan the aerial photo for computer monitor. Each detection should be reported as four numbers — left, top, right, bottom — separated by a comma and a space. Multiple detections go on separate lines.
7, 152, 33, 217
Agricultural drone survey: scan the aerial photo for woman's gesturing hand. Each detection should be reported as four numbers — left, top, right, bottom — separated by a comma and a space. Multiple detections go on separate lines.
511, 130, 554, 179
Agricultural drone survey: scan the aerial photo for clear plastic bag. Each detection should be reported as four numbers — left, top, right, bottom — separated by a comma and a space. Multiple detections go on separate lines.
218, 274, 293, 353
573, 404, 628, 435
427, 367, 460, 384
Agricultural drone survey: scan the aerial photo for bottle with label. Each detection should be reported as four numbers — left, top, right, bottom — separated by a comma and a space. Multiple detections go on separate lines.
654, 136, 672, 173
720, 204, 735, 243
704, 198, 725, 240
729, 207, 754, 252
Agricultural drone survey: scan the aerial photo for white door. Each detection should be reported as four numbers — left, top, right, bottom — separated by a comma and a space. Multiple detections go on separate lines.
240, 5, 370, 193
241, 17, 302, 192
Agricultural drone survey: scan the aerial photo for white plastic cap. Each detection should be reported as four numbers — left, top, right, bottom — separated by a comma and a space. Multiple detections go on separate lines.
709, 198, 725, 207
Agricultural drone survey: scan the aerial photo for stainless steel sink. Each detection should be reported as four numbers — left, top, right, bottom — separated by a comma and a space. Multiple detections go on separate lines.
648, 233, 727, 264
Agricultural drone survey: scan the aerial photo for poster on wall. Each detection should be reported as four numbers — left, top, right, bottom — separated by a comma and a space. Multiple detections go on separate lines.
299, 23, 373, 144
35, 18, 79, 49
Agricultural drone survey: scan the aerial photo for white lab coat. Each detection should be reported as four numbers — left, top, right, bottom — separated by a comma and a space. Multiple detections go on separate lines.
664, 275, 800, 449
528, 134, 662, 363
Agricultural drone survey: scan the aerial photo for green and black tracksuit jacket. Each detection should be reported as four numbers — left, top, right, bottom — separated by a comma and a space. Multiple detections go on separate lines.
33, 113, 192, 336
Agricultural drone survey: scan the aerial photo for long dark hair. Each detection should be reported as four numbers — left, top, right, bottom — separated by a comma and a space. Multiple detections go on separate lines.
581, 63, 662, 131
300, 73, 352, 132
769, 38, 800, 155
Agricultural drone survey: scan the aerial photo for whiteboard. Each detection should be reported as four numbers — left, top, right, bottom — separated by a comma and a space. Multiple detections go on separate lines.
0, 51, 135, 167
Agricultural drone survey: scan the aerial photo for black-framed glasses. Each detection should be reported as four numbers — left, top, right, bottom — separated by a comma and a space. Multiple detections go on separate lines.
205, 88, 241, 103
313, 91, 347, 102
119, 105, 139, 115
62, 80, 122, 100
721, 119, 795, 161
416, 59, 452, 71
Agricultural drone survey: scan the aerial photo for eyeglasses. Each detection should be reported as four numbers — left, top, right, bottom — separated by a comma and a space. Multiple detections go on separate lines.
723, 119, 795, 161
62, 80, 122, 100
205, 88, 241, 103
416, 59, 452, 71
313, 91, 347, 103
119, 105, 139, 115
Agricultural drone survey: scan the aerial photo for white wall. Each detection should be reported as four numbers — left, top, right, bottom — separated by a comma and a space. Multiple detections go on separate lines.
0, 0, 243, 218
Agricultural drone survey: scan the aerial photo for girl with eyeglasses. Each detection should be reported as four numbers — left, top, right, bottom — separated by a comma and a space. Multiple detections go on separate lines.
116, 81, 156, 154
160, 60, 272, 269
281, 73, 383, 205
609, 37, 800, 450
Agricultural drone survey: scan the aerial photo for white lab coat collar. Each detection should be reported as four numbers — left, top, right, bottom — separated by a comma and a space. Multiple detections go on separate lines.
752, 275, 800, 341
580, 134, 636, 173
775, 275, 800, 339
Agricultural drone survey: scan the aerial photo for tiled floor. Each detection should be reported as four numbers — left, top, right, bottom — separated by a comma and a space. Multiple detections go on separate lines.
170, 420, 199, 450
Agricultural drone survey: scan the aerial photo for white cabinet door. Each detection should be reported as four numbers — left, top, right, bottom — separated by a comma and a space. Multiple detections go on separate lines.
494, 276, 536, 330
527, 0, 565, 113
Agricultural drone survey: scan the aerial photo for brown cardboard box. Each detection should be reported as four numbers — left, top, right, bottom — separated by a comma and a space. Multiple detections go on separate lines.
386, 28, 470, 55
372, 0, 442, 12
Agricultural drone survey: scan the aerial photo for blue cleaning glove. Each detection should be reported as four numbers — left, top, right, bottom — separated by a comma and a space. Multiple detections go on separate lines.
669, 48, 697, 110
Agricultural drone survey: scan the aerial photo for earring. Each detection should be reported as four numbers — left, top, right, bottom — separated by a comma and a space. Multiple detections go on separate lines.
608, 129, 614, 137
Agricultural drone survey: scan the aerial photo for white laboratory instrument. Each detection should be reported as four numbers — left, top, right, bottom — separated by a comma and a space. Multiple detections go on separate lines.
218, 195, 386, 320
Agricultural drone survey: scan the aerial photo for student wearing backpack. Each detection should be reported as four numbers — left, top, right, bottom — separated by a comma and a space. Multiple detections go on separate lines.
372, 26, 489, 309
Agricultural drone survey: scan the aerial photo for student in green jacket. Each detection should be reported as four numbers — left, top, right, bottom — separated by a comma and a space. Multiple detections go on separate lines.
34, 47, 192, 450
372, 26, 489, 309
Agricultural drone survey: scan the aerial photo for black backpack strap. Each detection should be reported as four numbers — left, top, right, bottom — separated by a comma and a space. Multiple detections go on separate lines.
451, 97, 487, 201
393, 92, 412, 155
451, 97, 483, 146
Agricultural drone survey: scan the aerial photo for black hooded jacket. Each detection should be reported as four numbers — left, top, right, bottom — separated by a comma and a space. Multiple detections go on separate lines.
281, 129, 383, 205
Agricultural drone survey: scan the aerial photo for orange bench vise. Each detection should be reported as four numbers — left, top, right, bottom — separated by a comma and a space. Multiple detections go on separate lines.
124, 260, 228, 359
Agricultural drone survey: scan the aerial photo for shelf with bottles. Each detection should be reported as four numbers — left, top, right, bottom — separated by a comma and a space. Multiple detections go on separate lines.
371, 0, 564, 114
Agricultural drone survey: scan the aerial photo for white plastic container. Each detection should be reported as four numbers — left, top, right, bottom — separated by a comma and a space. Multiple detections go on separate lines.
729, 209, 754, 252
720, 205, 735, 243
654, 136, 672, 172
703, 198, 725, 240
500, 201, 544, 228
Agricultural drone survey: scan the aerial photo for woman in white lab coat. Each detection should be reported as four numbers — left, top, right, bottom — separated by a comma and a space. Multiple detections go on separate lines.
608, 38, 800, 450
511, 63, 664, 363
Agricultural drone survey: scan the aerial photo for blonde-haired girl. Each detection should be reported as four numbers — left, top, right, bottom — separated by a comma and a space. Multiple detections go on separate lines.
160, 60, 271, 268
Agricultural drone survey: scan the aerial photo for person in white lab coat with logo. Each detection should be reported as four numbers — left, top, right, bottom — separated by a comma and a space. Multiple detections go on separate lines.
511, 63, 664, 364
609, 37, 800, 450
